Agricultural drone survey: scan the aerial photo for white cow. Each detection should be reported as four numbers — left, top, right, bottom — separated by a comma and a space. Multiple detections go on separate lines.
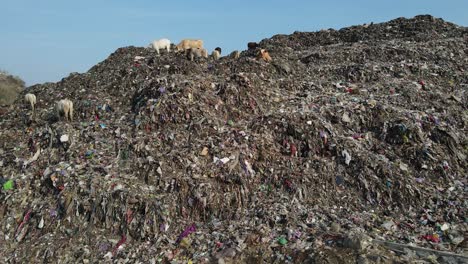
56, 99, 74, 122
149, 38, 171, 54
212, 50, 221, 60
24, 93, 36, 112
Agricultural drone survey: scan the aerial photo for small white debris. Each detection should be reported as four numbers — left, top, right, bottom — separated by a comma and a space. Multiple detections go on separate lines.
60, 134, 69, 142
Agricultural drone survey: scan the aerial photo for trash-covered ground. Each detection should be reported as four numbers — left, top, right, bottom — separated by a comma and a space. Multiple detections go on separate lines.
0, 15, 467, 263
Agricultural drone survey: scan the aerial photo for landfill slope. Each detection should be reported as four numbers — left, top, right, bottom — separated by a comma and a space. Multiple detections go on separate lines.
0, 15, 467, 263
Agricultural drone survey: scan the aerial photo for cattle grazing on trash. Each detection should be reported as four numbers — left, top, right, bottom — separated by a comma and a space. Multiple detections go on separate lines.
56, 99, 74, 122
24, 93, 36, 113
176, 39, 204, 52
258, 49, 272, 62
212, 50, 221, 60
149, 38, 171, 54
187, 48, 208, 61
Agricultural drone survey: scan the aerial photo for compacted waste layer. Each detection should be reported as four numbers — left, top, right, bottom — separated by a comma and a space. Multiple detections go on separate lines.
0, 15, 466, 263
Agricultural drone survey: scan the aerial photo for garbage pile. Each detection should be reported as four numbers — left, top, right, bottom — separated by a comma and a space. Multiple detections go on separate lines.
0, 15, 467, 263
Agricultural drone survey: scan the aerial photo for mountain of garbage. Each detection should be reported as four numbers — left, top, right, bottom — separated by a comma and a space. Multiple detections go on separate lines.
0, 15, 467, 263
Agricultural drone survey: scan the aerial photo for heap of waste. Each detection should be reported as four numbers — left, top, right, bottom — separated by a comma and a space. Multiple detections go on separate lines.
0, 15, 467, 263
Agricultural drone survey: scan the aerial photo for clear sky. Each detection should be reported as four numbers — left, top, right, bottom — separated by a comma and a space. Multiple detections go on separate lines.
1, 0, 466, 86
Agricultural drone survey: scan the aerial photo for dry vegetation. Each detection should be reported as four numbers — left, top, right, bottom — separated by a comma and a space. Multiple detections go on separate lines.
0, 70, 25, 105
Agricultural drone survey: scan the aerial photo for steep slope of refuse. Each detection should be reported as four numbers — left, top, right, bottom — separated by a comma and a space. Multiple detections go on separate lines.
0, 15, 467, 263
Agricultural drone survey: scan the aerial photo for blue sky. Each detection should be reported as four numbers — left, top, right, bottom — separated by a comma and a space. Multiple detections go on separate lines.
1, 1, 466, 86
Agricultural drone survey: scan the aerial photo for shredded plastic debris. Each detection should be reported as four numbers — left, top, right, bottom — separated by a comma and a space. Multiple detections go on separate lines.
0, 15, 466, 263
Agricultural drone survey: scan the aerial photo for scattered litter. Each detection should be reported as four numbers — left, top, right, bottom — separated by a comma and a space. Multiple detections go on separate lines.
0, 15, 466, 263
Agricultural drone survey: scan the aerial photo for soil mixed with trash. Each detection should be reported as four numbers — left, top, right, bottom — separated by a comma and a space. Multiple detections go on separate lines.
0, 15, 467, 263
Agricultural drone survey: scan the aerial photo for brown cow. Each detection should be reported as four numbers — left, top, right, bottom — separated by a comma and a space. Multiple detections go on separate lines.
176, 39, 204, 52
257, 49, 272, 62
